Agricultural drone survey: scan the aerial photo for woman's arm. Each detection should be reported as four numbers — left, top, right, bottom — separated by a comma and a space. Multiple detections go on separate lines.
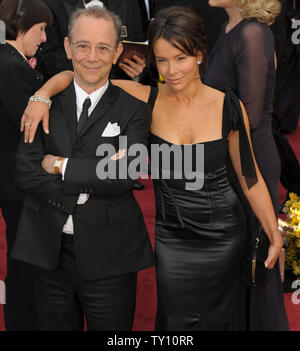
111, 79, 151, 103
21, 72, 152, 143
235, 22, 273, 130
228, 102, 283, 269
21, 70, 74, 143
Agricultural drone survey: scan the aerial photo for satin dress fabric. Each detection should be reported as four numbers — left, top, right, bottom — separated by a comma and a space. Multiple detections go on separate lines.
148, 89, 256, 330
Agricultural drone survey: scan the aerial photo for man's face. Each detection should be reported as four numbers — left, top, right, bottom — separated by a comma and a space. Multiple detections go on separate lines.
64, 15, 122, 93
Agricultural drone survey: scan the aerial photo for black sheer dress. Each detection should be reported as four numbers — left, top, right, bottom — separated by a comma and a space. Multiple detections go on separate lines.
148, 88, 257, 331
203, 19, 289, 330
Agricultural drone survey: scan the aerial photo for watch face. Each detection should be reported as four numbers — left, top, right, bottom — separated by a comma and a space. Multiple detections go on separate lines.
54, 158, 63, 173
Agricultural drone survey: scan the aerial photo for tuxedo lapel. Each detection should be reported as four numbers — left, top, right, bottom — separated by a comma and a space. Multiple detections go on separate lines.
149, 0, 156, 19
78, 82, 118, 137
137, 0, 148, 19
58, 82, 78, 147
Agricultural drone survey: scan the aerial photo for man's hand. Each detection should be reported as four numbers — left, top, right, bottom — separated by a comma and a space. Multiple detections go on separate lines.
42, 154, 63, 174
118, 55, 146, 79
21, 101, 50, 144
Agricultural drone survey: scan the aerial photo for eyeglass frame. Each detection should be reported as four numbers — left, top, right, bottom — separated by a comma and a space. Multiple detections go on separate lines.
70, 41, 117, 57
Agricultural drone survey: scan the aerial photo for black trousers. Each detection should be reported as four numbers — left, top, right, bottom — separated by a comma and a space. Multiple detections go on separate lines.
35, 234, 137, 331
0, 200, 38, 331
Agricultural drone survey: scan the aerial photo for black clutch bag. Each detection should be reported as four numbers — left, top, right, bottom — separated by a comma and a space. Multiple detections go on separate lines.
245, 224, 269, 287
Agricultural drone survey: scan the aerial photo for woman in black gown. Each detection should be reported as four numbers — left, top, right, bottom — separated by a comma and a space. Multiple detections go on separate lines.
20, 6, 284, 331
204, 0, 289, 330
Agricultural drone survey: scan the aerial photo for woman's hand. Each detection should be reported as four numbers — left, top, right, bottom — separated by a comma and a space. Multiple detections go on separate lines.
20, 100, 50, 143
119, 55, 146, 79
264, 234, 283, 269
110, 149, 126, 161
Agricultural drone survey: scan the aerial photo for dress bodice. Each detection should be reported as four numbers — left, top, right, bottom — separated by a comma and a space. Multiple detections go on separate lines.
147, 88, 256, 231
148, 87, 257, 188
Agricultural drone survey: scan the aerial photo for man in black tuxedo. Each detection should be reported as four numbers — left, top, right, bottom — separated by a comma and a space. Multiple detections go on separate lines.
12, 6, 155, 330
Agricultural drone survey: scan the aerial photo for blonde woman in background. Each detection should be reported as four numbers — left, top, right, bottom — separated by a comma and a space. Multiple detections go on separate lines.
204, 0, 289, 330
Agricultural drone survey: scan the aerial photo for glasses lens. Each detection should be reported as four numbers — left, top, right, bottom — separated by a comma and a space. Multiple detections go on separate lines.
73, 43, 113, 56
96, 45, 112, 56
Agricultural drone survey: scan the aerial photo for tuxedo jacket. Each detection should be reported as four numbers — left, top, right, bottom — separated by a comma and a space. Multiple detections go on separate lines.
0, 44, 42, 201
38, 0, 150, 80
12, 81, 155, 280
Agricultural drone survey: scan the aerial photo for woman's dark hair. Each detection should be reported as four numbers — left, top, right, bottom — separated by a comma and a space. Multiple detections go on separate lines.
0, 0, 53, 40
147, 6, 208, 74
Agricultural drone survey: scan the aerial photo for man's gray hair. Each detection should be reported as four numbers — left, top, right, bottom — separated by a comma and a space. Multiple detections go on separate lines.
68, 6, 122, 44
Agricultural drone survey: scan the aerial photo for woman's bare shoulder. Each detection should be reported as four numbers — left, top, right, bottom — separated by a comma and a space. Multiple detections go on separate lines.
202, 84, 226, 105
111, 79, 151, 103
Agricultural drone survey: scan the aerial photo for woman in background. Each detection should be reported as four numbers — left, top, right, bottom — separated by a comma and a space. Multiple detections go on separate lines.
0, 0, 69, 330
204, 0, 289, 330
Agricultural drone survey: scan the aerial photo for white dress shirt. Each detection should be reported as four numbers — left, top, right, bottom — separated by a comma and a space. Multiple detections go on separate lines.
62, 79, 109, 234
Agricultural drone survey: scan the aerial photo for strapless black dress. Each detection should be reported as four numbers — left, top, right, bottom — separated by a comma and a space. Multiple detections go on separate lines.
148, 88, 257, 331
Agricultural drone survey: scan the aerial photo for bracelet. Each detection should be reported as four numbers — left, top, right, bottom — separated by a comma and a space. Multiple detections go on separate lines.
28, 95, 52, 109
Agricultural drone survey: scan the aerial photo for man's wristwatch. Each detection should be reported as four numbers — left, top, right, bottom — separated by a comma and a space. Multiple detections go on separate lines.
54, 157, 64, 174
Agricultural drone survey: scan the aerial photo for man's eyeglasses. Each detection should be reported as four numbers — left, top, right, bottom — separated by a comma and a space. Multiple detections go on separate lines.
71, 42, 115, 57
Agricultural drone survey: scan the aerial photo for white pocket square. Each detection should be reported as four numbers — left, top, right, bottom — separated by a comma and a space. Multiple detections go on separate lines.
101, 122, 120, 137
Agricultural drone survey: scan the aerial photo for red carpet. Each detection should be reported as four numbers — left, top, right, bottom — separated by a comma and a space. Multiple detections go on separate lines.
1, 122, 300, 331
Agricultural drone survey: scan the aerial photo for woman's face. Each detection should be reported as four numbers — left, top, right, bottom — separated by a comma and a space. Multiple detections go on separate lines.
208, 0, 236, 8
20, 22, 47, 57
153, 37, 202, 92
